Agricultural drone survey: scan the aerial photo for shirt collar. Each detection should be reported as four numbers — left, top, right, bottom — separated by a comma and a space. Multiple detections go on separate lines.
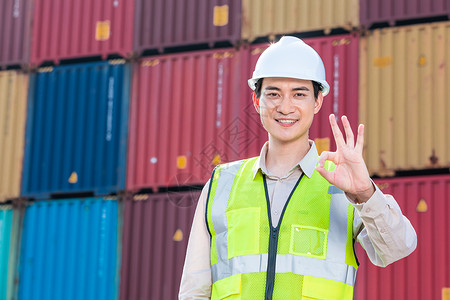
252, 140, 319, 180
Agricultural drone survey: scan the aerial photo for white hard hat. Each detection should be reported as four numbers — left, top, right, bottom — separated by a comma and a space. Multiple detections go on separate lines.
248, 36, 330, 96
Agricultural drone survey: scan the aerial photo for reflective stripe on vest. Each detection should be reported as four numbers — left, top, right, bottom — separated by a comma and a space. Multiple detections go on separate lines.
207, 157, 357, 296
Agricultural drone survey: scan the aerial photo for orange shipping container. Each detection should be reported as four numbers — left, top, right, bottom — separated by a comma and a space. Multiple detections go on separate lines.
359, 22, 450, 176
242, 0, 359, 42
0, 71, 28, 202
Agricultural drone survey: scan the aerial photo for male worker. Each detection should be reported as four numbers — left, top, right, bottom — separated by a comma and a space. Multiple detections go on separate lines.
179, 36, 416, 299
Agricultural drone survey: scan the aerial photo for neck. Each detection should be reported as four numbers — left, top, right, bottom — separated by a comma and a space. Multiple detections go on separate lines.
265, 136, 311, 178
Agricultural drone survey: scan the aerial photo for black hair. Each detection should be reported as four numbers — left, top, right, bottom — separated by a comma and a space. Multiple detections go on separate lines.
254, 78, 322, 99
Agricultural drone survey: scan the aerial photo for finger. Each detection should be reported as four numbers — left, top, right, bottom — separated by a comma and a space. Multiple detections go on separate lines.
317, 151, 338, 168
315, 166, 335, 185
329, 114, 345, 148
355, 124, 365, 153
341, 115, 354, 147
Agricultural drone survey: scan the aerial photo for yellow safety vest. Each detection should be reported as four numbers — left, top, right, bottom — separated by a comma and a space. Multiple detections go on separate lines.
206, 157, 358, 300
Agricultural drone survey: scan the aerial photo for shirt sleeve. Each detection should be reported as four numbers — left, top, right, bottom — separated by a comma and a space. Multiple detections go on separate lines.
351, 183, 417, 267
179, 180, 212, 299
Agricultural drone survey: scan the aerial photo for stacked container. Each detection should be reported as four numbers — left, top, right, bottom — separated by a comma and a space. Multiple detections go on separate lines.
0, 205, 20, 300
241, 0, 359, 42
17, 197, 120, 300
359, 21, 450, 176
22, 60, 131, 199
134, 0, 242, 54
355, 175, 450, 300
119, 191, 200, 300
0, 0, 33, 68
30, 0, 134, 67
127, 48, 250, 191
0, 70, 28, 202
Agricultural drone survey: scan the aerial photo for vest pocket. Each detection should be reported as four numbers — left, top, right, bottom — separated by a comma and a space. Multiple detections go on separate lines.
226, 207, 261, 258
289, 225, 328, 259
212, 274, 241, 299
301, 275, 353, 300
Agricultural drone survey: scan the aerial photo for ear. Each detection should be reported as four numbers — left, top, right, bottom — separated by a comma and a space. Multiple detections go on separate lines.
252, 92, 260, 113
313, 92, 324, 114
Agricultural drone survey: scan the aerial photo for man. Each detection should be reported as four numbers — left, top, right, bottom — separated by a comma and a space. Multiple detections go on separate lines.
179, 36, 416, 299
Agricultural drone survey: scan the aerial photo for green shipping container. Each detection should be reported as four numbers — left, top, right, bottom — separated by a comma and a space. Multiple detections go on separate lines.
0, 205, 20, 300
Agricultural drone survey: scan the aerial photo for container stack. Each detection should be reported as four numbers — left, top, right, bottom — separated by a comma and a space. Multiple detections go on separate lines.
0, 0, 449, 298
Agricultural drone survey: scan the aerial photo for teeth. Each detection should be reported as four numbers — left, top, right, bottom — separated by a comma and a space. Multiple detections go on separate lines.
278, 120, 296, 124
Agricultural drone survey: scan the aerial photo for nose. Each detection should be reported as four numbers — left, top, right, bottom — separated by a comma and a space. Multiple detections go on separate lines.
276, 96, 295, 114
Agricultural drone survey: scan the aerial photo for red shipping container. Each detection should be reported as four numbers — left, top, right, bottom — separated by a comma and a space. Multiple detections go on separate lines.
133, 0, 241, 54
127, 47, 262, 191
0, 0, 33, 68
360, 0, 450, 28
240, 34, 360, 157
30, 0, 134, 67
119, 191, 200, 300
355, 175, 450, 300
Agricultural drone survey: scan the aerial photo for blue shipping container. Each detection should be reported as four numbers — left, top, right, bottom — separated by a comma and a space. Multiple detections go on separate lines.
22, 60, 130, 198
18, 197, 120, 300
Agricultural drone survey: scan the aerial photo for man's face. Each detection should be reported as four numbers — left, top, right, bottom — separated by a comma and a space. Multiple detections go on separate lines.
254, 77, 323, 145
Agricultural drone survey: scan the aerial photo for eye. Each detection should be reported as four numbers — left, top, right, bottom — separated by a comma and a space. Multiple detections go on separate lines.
294, 92, 307, 97
265, 92, 280, 98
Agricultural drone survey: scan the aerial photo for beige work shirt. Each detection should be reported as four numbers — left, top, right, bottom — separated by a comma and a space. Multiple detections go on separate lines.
179, 141, 417, 299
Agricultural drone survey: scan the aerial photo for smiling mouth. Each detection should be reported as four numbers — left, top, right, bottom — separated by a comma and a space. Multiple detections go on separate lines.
276, 119, 297, 124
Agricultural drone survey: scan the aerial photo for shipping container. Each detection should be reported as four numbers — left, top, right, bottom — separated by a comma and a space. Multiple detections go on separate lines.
241, 0, 359, 42
30, 0, 134, 67
119, 191, 200, 300
0, 71, 28, 202
18, 197, 120, 300
22, 60, 130, 199
359, 22, 450, 176
242, 34, 360, 156
354, 175, 450, 300
0, 205, 21, 300
127, 48, 255, 191
360, 0, 450, 29
134, 0, 241, 54
0, 0, 33, 68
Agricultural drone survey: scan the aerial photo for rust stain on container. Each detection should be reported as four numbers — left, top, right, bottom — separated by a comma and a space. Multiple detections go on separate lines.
0, 71, 28, 202
359, 22, 450, 176
355, 175, 450, 300
119, 191, 200, 300
242, 0, 359, 42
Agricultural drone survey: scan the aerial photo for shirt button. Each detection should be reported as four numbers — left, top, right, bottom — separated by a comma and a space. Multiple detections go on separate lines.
274, 210, 279, 215
365, 208, 371, 213
380, 229, 386, 234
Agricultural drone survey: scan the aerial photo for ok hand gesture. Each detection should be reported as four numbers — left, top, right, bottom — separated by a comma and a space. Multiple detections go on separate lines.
315, 114, 375, 203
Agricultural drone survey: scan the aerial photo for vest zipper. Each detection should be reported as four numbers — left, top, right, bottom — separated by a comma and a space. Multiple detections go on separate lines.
263, 174, 304, 300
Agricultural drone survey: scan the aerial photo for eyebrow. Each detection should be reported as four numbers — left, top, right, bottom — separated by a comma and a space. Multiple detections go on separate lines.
264, 86, 310, 91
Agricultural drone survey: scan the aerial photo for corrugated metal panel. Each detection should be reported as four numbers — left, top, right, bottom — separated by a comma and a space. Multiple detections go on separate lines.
127, 48, 251, 191
18, 197, 120, 300
22, 61, 130, 199
0, 205, 21, 300
134, 0, 241, 53
0, 71, 28, 202
0, 0, 32, 68
242, 0, 359, 42
30, 0, 134, 67
359, 22, 450, 176
355, 175, 450, 300
0, 206, 13, 300
243, 35, 360, 156
360, 0, 450, 29
119, 191, 200, 300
